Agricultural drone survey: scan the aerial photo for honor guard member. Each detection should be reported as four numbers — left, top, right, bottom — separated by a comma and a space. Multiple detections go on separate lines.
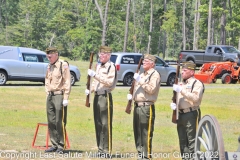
127, 54, 161, 160
44, 47, 71, 153
85, 46, 117, 157
170, 61, 204, 160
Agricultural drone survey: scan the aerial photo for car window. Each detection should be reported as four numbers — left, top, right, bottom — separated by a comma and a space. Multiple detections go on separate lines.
207, 47, 212, 53
135, 55, 142, 64
222, 46, 240, 54
155, 57, 165, 66
110, 55, 117, 63
42, 55, 49, 63
22, 53, 39, 62
121, 55, 136, 64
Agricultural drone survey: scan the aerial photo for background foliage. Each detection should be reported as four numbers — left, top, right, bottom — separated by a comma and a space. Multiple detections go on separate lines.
0, 0, 240, 60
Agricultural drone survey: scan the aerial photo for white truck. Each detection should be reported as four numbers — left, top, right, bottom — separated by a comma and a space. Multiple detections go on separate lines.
0, 46, 81, 85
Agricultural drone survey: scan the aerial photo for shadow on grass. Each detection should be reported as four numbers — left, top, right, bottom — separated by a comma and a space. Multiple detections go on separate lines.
63, 150, 85, 153
3, 83, 81, 87
4, 84, 44, 86
61, 150, 137, 159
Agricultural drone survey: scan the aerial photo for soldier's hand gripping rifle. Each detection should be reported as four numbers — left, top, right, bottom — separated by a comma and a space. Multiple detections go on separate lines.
125, 56, 143, 114
85, 51, 94, 107
172, 61, 180, 123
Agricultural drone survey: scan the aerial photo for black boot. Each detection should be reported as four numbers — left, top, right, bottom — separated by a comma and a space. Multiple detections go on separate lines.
45, 147, 57, 153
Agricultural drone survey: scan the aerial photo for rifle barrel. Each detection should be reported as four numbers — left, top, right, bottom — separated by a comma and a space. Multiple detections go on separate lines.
125, 57, 143, 114
85, 52, 94, 107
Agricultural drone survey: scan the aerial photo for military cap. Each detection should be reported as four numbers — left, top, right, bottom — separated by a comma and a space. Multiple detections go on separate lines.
182, 61, 196, 70
99, 46, 112, 53
46, 47, 58, 54
144, 53, 156, 63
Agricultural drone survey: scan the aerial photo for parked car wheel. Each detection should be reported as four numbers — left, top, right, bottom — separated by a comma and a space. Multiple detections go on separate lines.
166, 73, 176, 86
123, 73, 133, 86
70, 72, 76, 86
0, 71, 7, 85
221, 73, 231, 84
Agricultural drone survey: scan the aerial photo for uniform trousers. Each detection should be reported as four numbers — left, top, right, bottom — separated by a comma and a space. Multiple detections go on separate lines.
46, 94, 67, 150
177, 109, 201, 160
133, 104, 155, 160
93, 92, 113, 154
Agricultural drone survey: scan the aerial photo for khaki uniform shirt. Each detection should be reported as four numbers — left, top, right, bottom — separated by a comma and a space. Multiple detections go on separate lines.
177, 77, 204, 110
45, 59, 71, 100
91, 61, 117, 92
133, 68, 161, 103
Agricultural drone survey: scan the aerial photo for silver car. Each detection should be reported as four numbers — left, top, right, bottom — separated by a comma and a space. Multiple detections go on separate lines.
0, 46, 80, 85
108, 52, 176, 86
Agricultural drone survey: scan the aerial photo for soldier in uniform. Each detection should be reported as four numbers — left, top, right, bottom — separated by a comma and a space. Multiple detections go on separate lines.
127, 54, 161, 160
85, 46, 117, 157
170, 61, 204, 159
44, 47, 71, 153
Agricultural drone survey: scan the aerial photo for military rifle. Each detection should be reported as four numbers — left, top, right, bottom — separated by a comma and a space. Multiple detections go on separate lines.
85, 51, 94, 107
172, 61, 180, 123
125, 56, 143, 114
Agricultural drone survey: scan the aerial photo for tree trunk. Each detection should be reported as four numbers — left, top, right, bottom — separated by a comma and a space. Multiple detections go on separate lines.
123, 0, 131, 52
207, 0, 212, 45
101, 0, 110, 46
157, 21, 162, 57
228, 0, 232, 17
147, 0, 153, 53
49, 33, 55, 47
132, 0, 137, 52
182, 0, 186, 50
220, 0, 226, 45
238, 37, 240, 50
163, 0, 167, 59
94, 0, 103, 25
212, 19, 214, 45
94, 0, 109, 46
193, 0, 200, 50
0, 0, 2, 22
4, 0, 8, 45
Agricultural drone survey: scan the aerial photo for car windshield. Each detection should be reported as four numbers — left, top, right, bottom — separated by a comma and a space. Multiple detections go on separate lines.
155, 57, 165, 66
221, 46, 240, 54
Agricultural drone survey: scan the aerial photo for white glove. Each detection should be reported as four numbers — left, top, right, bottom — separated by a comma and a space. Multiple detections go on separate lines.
170, 103, 176, 110
127, 94, 132, 100
134, 73, 141, 82
88, 69, 96, 77
85, 89, 90, 95
63, 100, 68, 107
173, 84, 182, 93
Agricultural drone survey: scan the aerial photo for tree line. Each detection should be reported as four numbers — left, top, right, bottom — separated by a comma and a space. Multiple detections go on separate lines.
0, 0, 239, 60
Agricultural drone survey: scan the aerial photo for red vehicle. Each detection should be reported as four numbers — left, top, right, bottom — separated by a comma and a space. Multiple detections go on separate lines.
194, 61, 240, 84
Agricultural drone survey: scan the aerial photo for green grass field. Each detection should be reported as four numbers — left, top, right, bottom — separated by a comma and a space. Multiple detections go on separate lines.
0, 60, 240, 160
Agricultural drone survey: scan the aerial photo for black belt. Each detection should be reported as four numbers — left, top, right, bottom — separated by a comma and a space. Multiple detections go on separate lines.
179, 107, 199, 113
179, 108, 192, 113
95, 90, 110, 95
48, 91, 63, 96
134, 102, 154, 107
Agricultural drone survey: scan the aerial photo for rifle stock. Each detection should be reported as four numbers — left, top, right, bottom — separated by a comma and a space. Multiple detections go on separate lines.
125, 57, 143, 114
172, 61, 180, 123
85, 52, 94, 107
